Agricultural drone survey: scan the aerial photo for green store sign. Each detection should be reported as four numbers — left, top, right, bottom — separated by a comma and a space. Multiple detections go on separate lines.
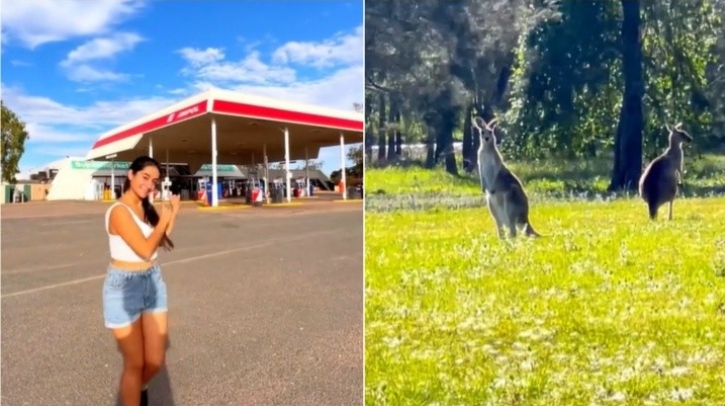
199, 164, 237, 172
71, 160, 237, 172
71, 161, 130, 170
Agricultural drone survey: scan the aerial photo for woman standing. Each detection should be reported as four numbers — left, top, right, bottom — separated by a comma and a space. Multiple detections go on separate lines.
102, 155, 180, 406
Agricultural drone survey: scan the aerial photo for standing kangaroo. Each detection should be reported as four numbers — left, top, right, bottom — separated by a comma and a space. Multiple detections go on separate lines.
638, 122, 693, 220
474, 116, 541, 238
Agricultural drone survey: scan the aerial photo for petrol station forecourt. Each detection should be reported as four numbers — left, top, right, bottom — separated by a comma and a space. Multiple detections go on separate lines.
84, 88, 364, 207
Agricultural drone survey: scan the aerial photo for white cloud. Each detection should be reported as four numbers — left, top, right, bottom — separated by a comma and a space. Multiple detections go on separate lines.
230, 65, 363, 112
60, 32, 144, 83
3, 83, 176, 168
1, 85, 174, 130
10, 60, 32, 67
179, 49, 297, 86
24, 123, 96, 143
272, 25, 363, 68
0, 0, 143, 49
168, 88, 189, 95
30, 145, 96, 158
62, 64, 130, 83
63, 32, 144, 64
178, 47, 226, 67
177, 26, 363, 111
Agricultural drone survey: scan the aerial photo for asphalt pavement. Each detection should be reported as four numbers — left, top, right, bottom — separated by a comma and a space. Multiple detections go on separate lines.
1, 200, 363, 406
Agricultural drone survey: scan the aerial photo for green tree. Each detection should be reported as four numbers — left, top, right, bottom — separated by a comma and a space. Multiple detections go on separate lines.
1, 101, 29, 183
347, 144, 363, 173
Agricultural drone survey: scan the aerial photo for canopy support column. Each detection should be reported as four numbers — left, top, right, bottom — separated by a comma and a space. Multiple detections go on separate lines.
211, 117, 219, 207
162, 148, 171, 201
263, 143, 269, 203
148, 136, 154, 204
110, 158, 115, 200
105, 153, 117, 201
284, 127, 291, 203
340, 132, 347, 200
305, 147, 310, 196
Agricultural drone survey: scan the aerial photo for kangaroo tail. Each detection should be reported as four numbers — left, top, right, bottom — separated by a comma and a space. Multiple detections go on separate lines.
524, 222, 543, 238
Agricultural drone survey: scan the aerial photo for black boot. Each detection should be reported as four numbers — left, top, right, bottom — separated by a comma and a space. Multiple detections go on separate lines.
140, 388, 148, 406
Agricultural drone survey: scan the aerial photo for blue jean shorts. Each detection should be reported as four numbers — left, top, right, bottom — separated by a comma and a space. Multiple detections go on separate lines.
102, 263, 168, 329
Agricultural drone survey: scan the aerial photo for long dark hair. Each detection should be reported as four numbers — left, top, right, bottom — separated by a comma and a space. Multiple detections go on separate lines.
123, 155, 174, 250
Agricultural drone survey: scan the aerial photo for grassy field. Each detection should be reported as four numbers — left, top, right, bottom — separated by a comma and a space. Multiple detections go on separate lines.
364, 157, 725, 405
365, 155, 725, 202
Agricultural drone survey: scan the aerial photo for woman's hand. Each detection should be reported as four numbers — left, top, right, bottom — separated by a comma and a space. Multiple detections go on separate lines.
160, 198, 174, 221
169, 194, 181, 214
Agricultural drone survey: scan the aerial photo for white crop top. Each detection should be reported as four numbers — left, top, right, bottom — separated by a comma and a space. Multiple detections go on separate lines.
105, 202, 158, 262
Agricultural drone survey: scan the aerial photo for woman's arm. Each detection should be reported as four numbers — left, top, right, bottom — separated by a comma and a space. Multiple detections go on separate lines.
110, 205, 172, 261
164, 195, 181, 237
165, 207, 179, 237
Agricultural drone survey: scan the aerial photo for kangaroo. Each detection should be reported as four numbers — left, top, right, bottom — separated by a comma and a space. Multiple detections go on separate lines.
638, 122, 693, 220
474, 116, 541, 239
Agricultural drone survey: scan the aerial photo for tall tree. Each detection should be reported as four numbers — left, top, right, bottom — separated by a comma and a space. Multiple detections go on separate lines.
610, 0, 644, 191
347, 144, 364, 177
366, 0, 724, 170
1, 102, 30, 184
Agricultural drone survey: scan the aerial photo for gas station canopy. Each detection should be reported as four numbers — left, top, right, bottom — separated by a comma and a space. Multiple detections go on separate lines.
85, 88, 364, 175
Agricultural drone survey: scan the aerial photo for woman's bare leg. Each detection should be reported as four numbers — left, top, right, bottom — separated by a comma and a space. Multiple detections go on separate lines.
112, 318, 145, 406
141, 311, 168, 386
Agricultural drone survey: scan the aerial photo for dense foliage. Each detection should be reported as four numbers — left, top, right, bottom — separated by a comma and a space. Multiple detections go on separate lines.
365, 0, 725, 191
1, 101, 29, 184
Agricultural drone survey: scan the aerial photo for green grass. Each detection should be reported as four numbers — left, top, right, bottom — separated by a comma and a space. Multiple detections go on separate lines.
365, 155, 725, 204
364, 156, 725, 405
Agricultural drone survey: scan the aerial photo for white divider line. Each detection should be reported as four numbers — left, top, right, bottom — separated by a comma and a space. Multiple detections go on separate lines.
1, 230, 338, 299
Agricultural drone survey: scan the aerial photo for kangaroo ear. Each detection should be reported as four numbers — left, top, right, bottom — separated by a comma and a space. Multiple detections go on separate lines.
488, 117, 499, 130
674, 122, 683, 130
665, 123, 672, 133
473, 116, 485, 129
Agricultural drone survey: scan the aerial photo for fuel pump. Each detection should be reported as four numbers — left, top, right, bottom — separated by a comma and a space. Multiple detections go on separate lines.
294, 177, 305, 198
261, 176, 269, 203
95, 179, 104, 201
272, 178, 284, 203
245, 176, 256, 204
197, 177, 208, 203
161, 176, 172, 201
227, 179, 236, 197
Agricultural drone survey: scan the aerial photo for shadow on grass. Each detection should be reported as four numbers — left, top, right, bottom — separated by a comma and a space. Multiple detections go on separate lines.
366, 155, 725, 212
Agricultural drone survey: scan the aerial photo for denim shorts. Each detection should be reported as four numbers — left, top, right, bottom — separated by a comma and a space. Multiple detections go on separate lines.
102, 263, 168, 329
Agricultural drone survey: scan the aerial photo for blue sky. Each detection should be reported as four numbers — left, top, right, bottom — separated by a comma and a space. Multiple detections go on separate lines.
1, 0, 363, 177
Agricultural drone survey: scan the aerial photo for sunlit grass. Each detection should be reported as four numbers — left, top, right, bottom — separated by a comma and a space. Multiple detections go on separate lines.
364, 159, 725, 405
364, 155, 725, 203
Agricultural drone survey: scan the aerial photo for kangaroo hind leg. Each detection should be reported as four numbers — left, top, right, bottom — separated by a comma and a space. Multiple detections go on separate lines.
487, 197, 506, 239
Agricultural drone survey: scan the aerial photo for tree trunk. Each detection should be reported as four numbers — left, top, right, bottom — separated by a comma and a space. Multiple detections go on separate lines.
364, 93, 373, 161
394, 109, 403, 157
462, 102, 474, 172
441, 107, 458, 175
424, 112, 437, 168
387, 97, 397, 161
377, 92, 387, 162
429, 88, 459, 175
609, 0, 644, 192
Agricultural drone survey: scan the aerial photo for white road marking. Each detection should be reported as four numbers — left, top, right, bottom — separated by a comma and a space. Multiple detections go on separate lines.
2, 260, 103, 276
1, 230, 338, 299
39, 219, 96, 226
